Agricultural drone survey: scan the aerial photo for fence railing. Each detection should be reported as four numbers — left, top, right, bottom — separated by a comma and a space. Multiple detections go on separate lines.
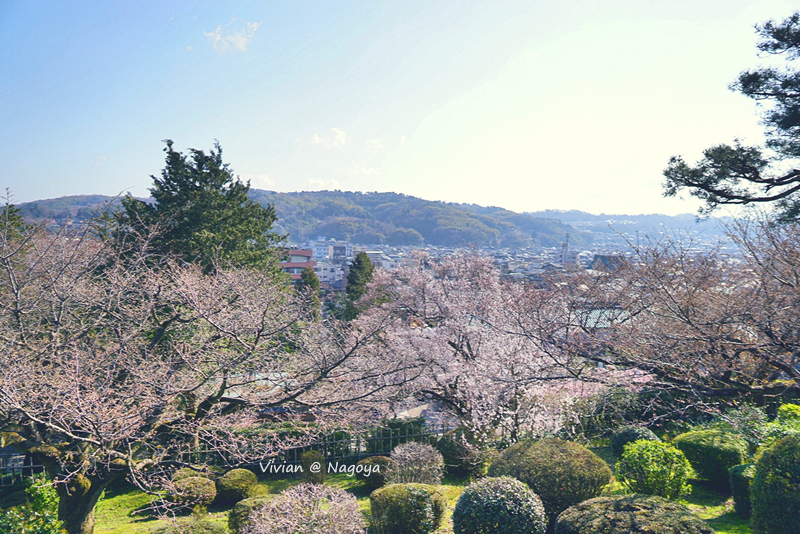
0, 454, 44, 487
0, 422, 454, 486
272, 422, 452, 468
175, 421, 454, 470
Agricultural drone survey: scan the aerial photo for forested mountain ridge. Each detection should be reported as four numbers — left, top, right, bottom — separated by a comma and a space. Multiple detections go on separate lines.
17, 194, 127, 223
249, 190, 589, 247
17, 190, 591, 248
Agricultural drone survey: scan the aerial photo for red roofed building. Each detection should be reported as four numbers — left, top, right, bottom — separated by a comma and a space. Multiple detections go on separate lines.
280, 249, 316, 283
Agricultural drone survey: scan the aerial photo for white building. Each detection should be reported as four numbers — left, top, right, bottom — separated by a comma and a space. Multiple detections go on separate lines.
307, 238, 354, 262
313, 261, 345, 285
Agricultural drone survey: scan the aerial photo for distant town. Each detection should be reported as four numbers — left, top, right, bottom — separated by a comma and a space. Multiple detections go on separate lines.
283, 219, 737, 292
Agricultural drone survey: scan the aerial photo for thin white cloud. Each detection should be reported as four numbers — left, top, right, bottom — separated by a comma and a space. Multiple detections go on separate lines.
297, 128, 347, 149
307, 178, 341, 190
240, 173, 274, 189
351, 164, 378, 176
94, 156, 106, 167
204, 18, 261, 53
365, 138, 385, 150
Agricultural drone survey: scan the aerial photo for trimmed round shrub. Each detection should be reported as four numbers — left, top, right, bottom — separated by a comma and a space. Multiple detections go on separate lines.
487, 438, 612, 522
452, 476, 546, 534
370, 483, 446, 534
172, 467, 209, 483
300, 450, 326, 484
215, 468, 258, 504
355, 456, 395, 490
615, 440, 692, 500
437, 428, 488, 479
228, 495, 276, 534
554, 494, 715, 534
751, 434, 800, 534
674, 429, 748, 488
610, 426, 659, 457
387, 442, 444, 485
729, 463, 755, 516
172, 476, 217, 506
243, 483, 365, 534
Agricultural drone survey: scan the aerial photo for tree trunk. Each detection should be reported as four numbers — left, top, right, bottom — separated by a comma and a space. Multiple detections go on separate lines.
57, 474, 116, 534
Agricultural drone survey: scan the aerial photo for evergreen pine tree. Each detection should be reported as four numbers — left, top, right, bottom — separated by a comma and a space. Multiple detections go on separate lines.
338, 252, 374, 320
117, 140, 283, 272
296, 266, 321, 313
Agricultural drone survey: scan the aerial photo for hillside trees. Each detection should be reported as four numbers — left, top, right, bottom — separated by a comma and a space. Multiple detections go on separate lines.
0, 219, 416, 534
664, 12, 800, 221
117, 140, 283, 271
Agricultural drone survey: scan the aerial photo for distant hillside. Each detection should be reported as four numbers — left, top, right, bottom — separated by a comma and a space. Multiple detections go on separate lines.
527, 209, 732, 252
249, 190, 590, 248
528, 209, 729, 236
17, 191, 591, 248
16, 193, 731, 250
17, 195, 124, 225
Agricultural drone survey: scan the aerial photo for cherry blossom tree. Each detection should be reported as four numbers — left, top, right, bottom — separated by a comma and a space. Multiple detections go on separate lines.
0, 220, 413, 534
354, 253, 616, 442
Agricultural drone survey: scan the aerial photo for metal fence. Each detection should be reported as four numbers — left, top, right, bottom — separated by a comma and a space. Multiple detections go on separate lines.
175, 421, 454, 470
0, 421, 453, 486
272, 422, 452, 468
0, 454, 44, 487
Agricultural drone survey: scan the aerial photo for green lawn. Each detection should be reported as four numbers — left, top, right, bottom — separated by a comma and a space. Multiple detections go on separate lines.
93, 448, 751, 534
683, 483, 751, 534
94, 473, 466, 534
94, 468, 751, 534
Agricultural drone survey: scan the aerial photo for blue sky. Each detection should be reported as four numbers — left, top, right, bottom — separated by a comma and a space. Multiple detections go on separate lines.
1, 0, 797, 214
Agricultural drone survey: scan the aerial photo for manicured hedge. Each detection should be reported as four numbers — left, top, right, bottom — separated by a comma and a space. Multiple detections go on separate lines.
615, 440, 692, 500
172, 467, 209, 483
452, 476, 546, 534
370, 483, 446, 534
228, 495, 276, 534
729, 463, 755, 516
300, 450, 326, 484
610, 426, 659, 457
674, 430, 748, 488
355, 456, 394, 490
487, 438, 611, 523
215, 468, 257, 504
436, 428, 488, 479
172, 476, 217, 506
554, 494, 715, 534
751, 435, 800, 534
